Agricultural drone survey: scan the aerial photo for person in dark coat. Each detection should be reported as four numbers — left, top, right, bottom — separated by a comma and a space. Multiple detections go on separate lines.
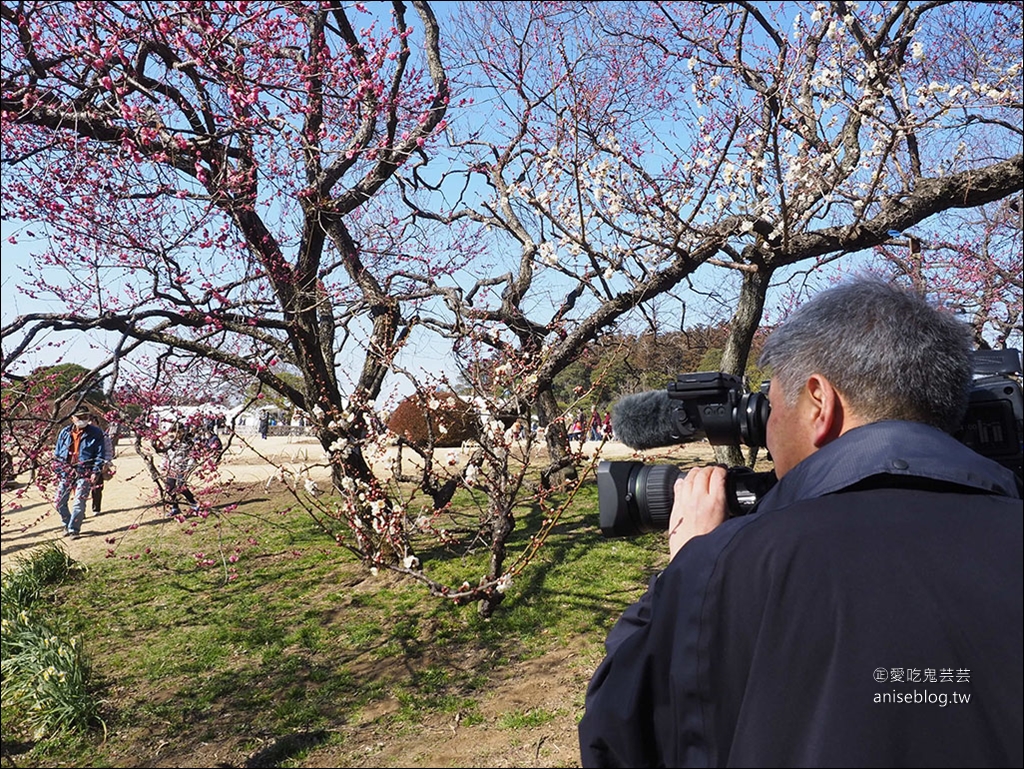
578, 276, 1023, 768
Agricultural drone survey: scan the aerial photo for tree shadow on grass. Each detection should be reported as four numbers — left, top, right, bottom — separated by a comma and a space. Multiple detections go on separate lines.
243, 729, 331, 768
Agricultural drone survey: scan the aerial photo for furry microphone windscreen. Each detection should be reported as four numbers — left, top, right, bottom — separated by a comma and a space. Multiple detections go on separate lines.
611, 390, 695, 450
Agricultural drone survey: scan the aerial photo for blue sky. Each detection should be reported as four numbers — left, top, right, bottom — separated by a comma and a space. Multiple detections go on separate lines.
3, 2, 1019, 399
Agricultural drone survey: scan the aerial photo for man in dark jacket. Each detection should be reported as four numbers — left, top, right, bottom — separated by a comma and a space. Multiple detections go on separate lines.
578, 277, 1023, 767
53, 407, 109, 538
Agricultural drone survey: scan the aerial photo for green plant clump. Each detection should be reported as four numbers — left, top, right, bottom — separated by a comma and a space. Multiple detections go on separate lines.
1, 542, 100, 740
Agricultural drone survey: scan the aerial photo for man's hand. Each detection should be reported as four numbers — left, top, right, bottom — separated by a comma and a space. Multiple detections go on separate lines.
668, 465, 729, 560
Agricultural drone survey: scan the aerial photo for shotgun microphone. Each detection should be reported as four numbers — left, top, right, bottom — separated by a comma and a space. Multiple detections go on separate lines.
611, 390, 696, 450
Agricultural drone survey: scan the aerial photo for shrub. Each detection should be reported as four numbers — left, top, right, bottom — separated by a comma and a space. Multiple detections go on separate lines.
387, 391, 480, 448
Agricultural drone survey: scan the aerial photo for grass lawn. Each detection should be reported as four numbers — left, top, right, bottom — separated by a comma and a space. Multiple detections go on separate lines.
2, 478, 669, 768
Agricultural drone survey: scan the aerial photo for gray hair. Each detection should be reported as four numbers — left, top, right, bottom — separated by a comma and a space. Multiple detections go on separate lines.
759, 276, 973, 434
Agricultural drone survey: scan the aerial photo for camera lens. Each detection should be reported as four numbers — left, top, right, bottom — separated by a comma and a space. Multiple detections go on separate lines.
630, 464, 680, 533
598, 460, 779, 537
597, 461, 680, 537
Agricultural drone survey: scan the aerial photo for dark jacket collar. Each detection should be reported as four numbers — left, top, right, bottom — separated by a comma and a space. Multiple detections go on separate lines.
758, 420, 1021, 512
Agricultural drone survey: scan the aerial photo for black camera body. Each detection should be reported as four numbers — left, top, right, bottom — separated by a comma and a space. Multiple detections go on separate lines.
668, 372, 771, 448
598, 351, 1024, 538
957, 349, 1024, 480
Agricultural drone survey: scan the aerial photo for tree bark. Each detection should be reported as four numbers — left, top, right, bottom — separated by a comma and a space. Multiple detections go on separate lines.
715, 266, 773, 467
535, 386, 578, 486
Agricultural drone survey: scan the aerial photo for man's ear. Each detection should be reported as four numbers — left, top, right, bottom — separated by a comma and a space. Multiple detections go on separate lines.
804, 373, 844, 447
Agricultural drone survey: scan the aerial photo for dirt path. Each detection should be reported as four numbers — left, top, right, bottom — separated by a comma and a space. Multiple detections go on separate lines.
1, 433, 334, 567
2, 433, 667, 568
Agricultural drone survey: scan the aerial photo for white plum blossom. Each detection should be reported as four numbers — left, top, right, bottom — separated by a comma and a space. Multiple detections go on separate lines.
403, 554, 421, 570
539, 241, 558, 266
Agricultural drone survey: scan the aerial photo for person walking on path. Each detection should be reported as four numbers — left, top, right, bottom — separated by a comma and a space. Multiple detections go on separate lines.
90, 428, 115, 514
53, 407, 108, 539
589, 407, 603, 442
154, 424, 200, 517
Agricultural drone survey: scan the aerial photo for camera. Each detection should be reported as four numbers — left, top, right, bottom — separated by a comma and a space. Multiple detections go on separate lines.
598, 352, 1023, 538
597, 372, 776, 538
957, 349, 1023, 480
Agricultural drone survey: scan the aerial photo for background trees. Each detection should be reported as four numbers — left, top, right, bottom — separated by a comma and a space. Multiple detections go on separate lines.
870, 197, 1022, 350
2, 0, 451, 574
3, 1, 1021, 613
398, 0, 1021, 472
